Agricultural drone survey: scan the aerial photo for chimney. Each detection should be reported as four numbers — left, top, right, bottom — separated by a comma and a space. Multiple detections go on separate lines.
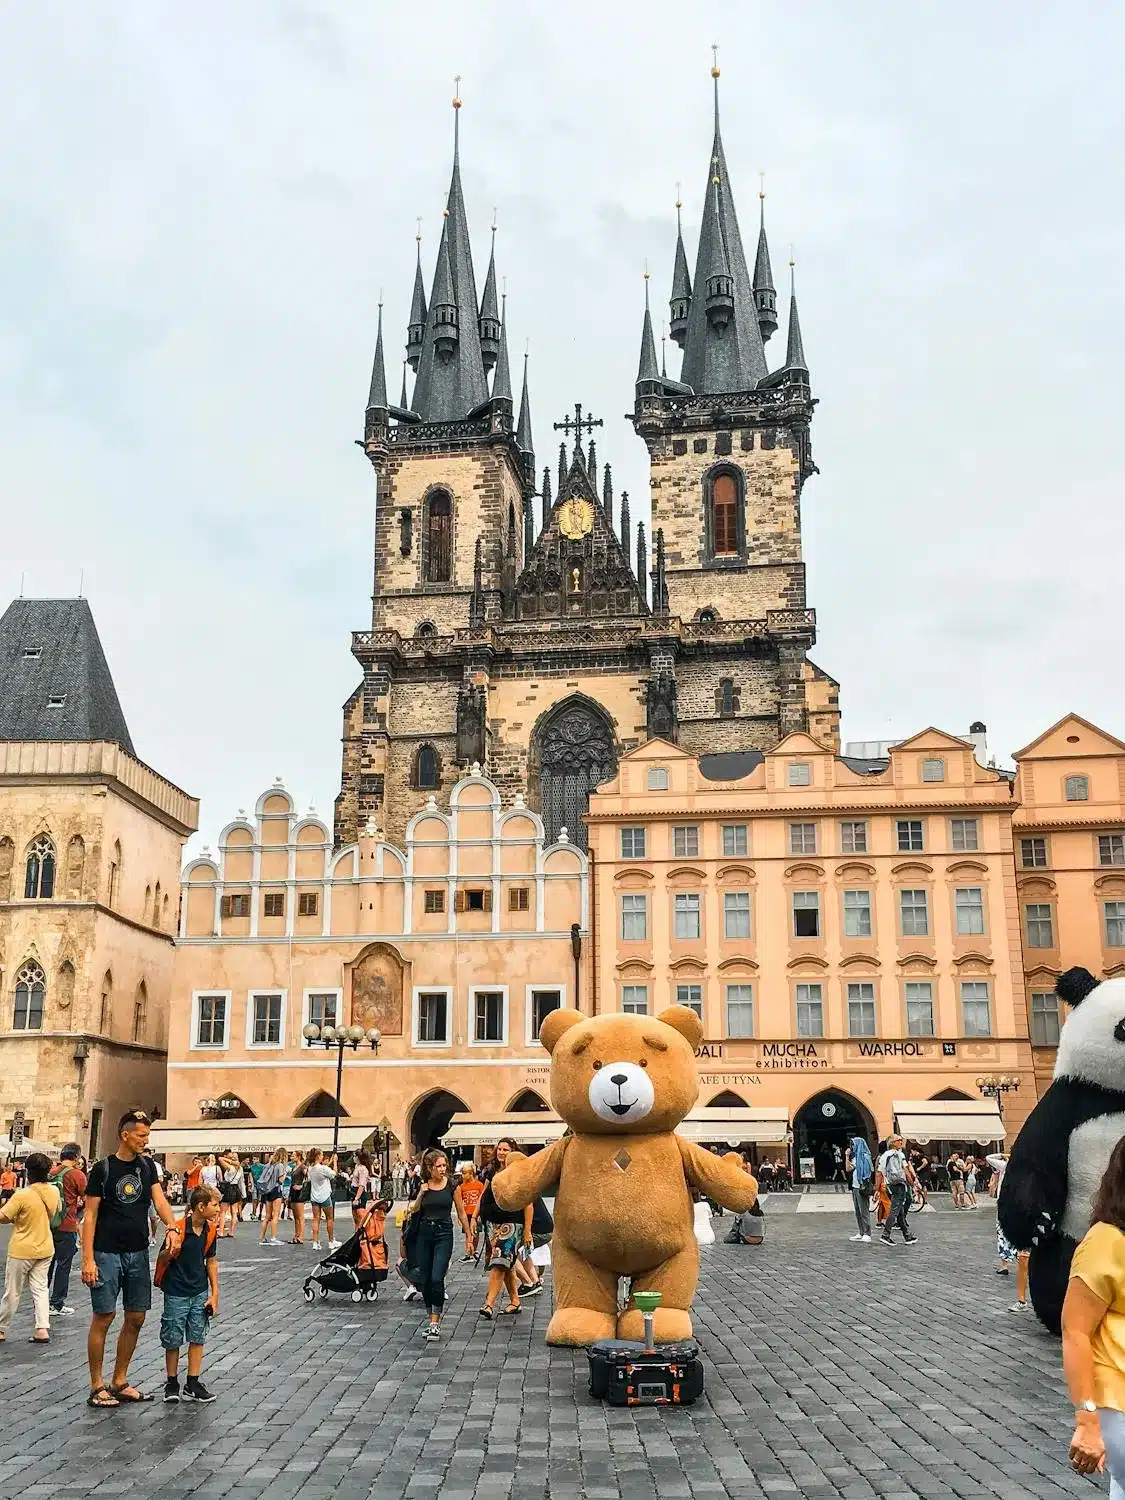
968, 721, 989, 767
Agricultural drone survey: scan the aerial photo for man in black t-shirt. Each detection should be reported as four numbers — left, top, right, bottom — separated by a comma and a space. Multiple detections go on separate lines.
80, 1110, 177, 1408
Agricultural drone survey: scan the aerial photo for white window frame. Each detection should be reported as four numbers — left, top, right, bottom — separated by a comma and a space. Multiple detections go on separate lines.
921, 757, 945, 783
725, 983, 754, 1038
721, 824, 748, 856
412, 985, 453, 1049
723, 889, 751, 940
795, 982, 824, 1038
246, 988, 287, 1050
525, 983, 566, 1045
647, 767, 669, 791
1020, 836, 1048, 869
1106, 902, 1125, 948
847, 981, 877, 1037
897, 819, 924, 852
904, 981, 935, 1037
1099, 834, 1125, 867
788, 762, 811, 787
793, 889, 820, 939
621, 984, 649, 1016
302, 988, 342, 1047
840, 820, 867, 854
1030, 990, 1060, 1047
843, 889, 872, 939
955, 886, 986, 936
469, 984, 509, 1047
950, 818, 979, 852
190, 989, 231, 1052
1024, 901, 1054, 948
675, 983, 703, 1020
673, 891, 702, 940
789, 822, 817, 855
1065, 775, 1089, 802
620, 826, 647, 859
960, 980, 992, 1037
672, 825, 700, 858
621, 892, 648, 942
899, 888, 929, 937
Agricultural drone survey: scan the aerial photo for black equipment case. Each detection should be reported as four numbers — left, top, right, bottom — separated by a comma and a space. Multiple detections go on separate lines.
587, 1338, 704, 1405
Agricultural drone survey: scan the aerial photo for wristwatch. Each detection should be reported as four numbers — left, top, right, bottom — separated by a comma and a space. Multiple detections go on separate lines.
1076, 1400, 1098, 1413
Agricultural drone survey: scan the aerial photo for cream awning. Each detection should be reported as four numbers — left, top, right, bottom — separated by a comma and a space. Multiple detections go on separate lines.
892, 1099, 1005, 1145
677, 1107, 790, 1146
147, 1121, 380, 1155
442, 1112, 568, 1147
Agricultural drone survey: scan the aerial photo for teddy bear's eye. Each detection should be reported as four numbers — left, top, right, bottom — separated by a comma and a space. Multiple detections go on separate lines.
639, 1058, 649, 1068
592, 1060, 602, 1070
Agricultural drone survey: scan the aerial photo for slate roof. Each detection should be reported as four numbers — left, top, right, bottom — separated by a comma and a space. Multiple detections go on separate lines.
698, 749, 764, 781
0, 598, 135, 754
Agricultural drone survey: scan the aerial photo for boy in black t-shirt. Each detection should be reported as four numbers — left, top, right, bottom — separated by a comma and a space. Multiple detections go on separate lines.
160, 1186, 221, 1403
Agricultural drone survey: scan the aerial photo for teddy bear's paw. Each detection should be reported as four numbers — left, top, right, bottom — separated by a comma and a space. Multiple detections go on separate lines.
545, 1308, 618, 1346
617, 1306, 694, 1342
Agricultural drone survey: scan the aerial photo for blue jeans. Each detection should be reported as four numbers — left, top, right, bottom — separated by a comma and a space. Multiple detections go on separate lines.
884, 1182, 912, 1240
160, 1291, 209, 1349
89, 1249, 152, 1314
48, 1229, 78, 1309
414, 1219, 453, 1313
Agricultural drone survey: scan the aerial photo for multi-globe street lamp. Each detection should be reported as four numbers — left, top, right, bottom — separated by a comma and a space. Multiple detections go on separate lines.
301, 1022, 382, 1155
975, 1074, 1021, 1119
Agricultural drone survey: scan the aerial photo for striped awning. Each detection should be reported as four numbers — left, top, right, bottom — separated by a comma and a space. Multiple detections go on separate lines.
892, 1099, 1005, 1145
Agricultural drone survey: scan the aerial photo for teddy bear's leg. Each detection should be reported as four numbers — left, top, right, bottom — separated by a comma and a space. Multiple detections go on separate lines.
544, 1235, 619, 1347
617, 1241, 699, 1342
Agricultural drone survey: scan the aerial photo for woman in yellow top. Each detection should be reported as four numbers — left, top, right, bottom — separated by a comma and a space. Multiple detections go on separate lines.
1063, 1134, 1125, 1489
0, 1152, 61, 1345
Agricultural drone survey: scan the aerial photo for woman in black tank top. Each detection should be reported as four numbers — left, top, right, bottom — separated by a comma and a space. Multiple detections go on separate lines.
405, 1150, 468, 1339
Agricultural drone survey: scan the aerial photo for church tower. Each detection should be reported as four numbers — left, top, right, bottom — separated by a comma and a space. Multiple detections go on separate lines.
631, 59, 838, 759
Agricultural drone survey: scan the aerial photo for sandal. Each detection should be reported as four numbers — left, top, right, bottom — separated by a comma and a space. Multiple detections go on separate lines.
110, 1383, 154, 1403
29, 1335, 50, 1343
87, 1387, 120, 1408
478, 1305, 495, 1319
502, 1303, 522, 1315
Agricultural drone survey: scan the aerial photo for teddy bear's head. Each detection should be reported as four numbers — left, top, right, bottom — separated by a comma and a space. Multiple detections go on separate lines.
540, 1005, 702, 1135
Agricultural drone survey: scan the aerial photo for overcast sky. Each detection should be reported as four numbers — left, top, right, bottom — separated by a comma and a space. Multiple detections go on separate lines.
1, 3, 1122, 849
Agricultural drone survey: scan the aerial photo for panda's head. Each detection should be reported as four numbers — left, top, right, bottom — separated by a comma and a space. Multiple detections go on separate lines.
1054, 968, 1125, 1090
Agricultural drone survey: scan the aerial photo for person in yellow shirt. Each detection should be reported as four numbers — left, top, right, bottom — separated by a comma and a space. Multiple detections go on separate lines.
0, 1152, 60, 1345
1063, 1135, 1125, 1490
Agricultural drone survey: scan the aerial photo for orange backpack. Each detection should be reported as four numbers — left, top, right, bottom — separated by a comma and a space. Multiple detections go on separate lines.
154, 1219, 217, 1288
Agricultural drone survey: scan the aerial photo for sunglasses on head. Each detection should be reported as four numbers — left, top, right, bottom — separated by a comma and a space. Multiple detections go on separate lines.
124, 1112, 151, 1126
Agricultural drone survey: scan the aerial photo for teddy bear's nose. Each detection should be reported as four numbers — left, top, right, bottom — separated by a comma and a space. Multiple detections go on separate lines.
609, 1072, 629, 1087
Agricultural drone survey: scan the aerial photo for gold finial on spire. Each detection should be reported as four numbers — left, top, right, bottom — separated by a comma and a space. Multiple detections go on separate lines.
491, 207, 497, 235
711, 42, 720, 79
675, 180, 682, 210
712, 152, 720, 187
415, 216, 423, 244
789, 243, 796, 294
453, 73, 462, 109
759, 170, 766, 202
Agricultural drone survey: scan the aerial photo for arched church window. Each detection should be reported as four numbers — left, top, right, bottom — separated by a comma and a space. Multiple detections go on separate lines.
24, 836, 55, 899
133, 980, 148, 1042
423, 491, 453, 583
14, 960, 46, 1030
706, 467, 744, 561
697, 608, 717, 625
415, 621, 438, 639
534, 699, 617, 850
718, 678, 736, 717
415, 743, 440, 790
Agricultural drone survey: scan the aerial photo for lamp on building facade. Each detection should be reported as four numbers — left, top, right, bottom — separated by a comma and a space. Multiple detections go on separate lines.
975, 1074, 1020, 1119
198, 1094, 243, 1120
301, 1023, 382, 1156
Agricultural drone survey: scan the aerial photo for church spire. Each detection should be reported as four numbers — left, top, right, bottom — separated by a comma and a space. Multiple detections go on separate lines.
540, 465, 553, 532
516, 351, 535, 489
753, 178, 778, 343
784, 255, 808, 376
636, 270, 661, 395
366, 297, 388, 414
406, 224, 427, 371
491, 292, 513, 405
678, 53, 768, 395
410, 83, 489, 423
399, 359, 409, 411
669, 190, 692, 348
479, 217, 501, 373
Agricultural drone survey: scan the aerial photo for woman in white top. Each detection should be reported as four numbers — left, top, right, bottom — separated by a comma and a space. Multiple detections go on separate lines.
200, 1155, 220, 1192
306, 1149, 340, 1251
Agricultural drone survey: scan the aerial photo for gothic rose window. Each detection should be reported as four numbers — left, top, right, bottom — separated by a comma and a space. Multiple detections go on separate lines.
424, 491, 452, 583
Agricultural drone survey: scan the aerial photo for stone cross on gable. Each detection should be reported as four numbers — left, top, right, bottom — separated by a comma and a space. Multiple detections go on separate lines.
552, 403, 603, 446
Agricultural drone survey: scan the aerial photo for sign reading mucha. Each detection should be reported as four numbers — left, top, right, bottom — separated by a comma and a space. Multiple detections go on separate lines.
347, 943, 406, 1037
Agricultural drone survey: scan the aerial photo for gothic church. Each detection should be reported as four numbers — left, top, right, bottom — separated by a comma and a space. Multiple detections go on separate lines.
336, 64, 840, 850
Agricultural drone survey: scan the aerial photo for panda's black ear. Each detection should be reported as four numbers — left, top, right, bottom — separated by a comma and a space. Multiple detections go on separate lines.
1057, 967, 1100, 1006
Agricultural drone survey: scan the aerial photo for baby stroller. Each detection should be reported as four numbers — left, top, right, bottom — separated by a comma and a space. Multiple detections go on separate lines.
303, 1200, 391, 1304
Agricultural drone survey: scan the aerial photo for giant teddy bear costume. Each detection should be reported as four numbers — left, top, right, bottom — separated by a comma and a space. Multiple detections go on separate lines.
492, 1004, 758, 1346
999, 967, 1125, 1333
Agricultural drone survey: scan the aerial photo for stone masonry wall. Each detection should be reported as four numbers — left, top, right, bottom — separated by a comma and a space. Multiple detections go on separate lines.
675, 657, 782, 725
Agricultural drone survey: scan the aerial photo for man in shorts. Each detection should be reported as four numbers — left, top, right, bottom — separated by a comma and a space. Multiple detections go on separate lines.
80, 1109, 178, 1407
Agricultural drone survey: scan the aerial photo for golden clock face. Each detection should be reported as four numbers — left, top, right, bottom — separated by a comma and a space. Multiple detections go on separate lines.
558, 497, 594, 540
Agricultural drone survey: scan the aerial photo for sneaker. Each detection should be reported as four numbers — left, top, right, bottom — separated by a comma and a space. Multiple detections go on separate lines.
1009, 1300, 1030, 1313
51, 1304, 76, 1316
402, 1287, 420, 1303
425, 1324, 440, 1340
903, 1235, 918, 1245
328, 1240, 341, 1251
311, 1241, 322, 1251
880, 1235, 894, 1246
183, 1380, 216, 1403
461, 1253, 474, 1261
849, 1233, 865, 1242
860, 1234, 871, 1243
522, 1282, 542, 1297
996, 1266, 1010, 1276
163, 1378, 180, 1403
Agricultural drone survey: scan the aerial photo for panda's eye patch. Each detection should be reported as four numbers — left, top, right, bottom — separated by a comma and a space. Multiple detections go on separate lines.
592, 1060, 602, 1070
1115, 1017, 1125, 1043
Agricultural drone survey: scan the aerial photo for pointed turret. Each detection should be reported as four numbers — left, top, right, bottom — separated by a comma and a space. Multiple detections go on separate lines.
516, 353, 535, 493
620, 490, 631, 557
558, 443, 567, 497
587, 440, 597, 482
669, 194, 692, 348
399, 360, 409, 411
366, 299, 388, 415
636, 522, 648, 608
540, 466, 553, 533
636, 273, 661, 397
406, 231, 427, 371
479, 222, 501, 373
491, 294, 513, 407
753, 187, 778, 343
469, 536, 485, 626
784, 259, 808, 378
602, 463, 613, 526
410, 89, 490, 422
679, 61, 769, 395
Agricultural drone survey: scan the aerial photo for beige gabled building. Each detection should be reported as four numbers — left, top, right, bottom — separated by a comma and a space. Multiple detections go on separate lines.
0, 599, 198, 1157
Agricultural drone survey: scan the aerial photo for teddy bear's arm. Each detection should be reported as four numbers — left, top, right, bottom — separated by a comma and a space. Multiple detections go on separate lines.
492, 1136, 570, 1212
677, 1137, 758, 1213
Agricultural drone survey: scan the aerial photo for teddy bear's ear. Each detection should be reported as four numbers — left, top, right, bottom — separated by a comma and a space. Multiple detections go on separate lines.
540, 1008, 584, 1054
657, 1005, 703, 1052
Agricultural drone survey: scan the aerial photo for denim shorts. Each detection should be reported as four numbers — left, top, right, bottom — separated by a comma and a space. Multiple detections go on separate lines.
160, 1291, 209, 1349
90, 1249, 152, 1315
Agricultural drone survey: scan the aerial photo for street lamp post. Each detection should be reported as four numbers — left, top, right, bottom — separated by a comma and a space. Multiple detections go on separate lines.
976, 1074, 1021, 1120
301, 1023, 382, 1157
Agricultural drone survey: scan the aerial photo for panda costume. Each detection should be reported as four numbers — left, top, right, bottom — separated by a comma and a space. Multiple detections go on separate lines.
999, 967, 1125, 1333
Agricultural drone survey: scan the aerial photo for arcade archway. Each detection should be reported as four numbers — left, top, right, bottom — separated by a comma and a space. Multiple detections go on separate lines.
409, 1089, 469, 1152
793, 1089, 877, 1183
506, 1089, 551, 1112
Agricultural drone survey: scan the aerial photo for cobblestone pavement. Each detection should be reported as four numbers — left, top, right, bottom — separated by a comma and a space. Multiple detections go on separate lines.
0, 1206, 1097, 1499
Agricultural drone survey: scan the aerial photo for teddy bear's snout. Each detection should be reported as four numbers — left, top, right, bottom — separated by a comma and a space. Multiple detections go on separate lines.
587, 1060, 656, 1123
